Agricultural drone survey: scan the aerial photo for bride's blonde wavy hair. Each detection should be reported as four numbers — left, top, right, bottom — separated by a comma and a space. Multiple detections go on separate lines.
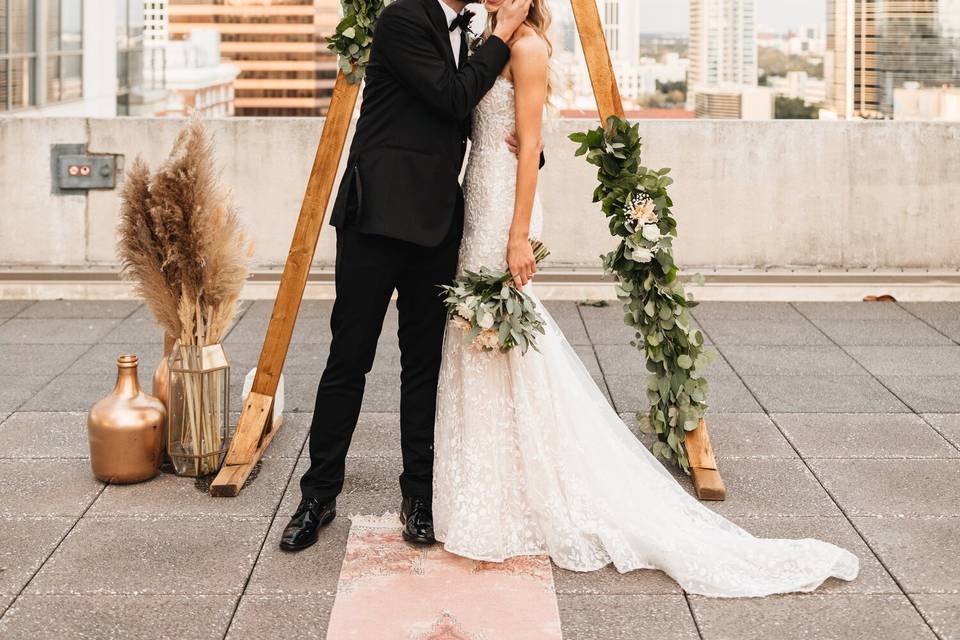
486, 0, 554, 102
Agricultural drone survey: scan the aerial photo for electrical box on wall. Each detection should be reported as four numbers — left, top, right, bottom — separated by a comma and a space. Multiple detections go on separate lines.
51, 144, 124, 193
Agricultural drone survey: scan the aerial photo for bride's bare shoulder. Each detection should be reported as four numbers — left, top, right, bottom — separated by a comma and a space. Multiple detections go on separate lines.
508, 26, 549, 59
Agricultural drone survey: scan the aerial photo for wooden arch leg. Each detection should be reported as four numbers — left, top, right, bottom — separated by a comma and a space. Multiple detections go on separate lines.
570, 0, 725, 501
211, 73, 361, 496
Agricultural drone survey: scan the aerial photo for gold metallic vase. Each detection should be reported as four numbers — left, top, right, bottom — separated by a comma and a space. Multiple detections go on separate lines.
88, 354, 166, 484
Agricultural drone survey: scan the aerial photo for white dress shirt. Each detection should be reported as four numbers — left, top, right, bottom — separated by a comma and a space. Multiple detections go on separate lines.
437, 0, 465, 66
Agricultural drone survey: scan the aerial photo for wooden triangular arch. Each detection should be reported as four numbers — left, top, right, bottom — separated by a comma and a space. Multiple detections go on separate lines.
211, 0, 725, 500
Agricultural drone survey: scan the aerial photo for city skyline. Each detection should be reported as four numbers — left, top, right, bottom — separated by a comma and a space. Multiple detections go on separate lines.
629, 0, 826, 33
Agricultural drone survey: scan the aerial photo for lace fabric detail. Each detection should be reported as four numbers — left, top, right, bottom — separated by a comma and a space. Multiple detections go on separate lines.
432, 76, 859, 597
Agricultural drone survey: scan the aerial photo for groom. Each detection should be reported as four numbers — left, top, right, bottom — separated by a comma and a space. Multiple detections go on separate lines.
280, 0, 534, 551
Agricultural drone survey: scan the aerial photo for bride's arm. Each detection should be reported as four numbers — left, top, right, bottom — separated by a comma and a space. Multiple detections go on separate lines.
506, 35, 549, 290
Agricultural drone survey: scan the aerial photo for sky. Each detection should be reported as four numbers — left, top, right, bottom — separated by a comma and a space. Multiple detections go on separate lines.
634, 0, 826, 34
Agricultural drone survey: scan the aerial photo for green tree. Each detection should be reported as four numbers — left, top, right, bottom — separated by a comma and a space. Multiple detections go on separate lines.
775, 96, 819, 119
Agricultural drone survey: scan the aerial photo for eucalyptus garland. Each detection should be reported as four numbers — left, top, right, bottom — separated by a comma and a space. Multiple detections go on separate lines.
570, 117, 713, 473
327, 0, 387, 83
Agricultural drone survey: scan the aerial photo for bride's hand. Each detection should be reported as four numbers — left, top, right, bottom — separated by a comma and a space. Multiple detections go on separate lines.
507, 235, 537, 289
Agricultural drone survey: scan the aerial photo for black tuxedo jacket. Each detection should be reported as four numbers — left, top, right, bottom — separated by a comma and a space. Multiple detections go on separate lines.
330, 0, 511, 247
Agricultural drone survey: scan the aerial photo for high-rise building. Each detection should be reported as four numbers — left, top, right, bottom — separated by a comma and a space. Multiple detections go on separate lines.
0, 0, 158, 117
145, 0, 168, 42
168, 0, 340, 117
689, 0, 758, 89
596, 0, 642, 66
825, 0, 960, 119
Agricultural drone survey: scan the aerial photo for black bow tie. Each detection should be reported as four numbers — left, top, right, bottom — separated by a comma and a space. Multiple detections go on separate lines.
449, 9, 475, 33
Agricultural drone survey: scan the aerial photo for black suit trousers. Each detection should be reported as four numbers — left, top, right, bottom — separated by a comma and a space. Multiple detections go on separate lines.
299, 205, 463, 503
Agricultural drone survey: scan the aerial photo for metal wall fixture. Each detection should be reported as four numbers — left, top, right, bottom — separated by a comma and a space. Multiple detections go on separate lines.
50, 144, 123, 193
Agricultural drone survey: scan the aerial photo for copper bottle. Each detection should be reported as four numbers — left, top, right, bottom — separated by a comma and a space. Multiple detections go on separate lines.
88, 354, 166, 483
153, 334, 175, 460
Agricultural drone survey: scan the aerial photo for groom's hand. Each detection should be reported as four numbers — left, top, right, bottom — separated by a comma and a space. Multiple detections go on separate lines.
506, 131, 543, 158
493, 0, 534, 42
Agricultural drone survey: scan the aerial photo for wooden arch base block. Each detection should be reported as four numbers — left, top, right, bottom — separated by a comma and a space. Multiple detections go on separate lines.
685, 419, 726, 501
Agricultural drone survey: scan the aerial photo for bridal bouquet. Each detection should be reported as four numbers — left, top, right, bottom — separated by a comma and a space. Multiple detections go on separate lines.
441, 240, 550, 355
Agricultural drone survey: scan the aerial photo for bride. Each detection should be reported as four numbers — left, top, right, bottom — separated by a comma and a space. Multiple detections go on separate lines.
432, 0, 859, 598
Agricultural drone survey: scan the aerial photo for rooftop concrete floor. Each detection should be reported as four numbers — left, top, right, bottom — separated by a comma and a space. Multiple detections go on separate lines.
0, 298, 958, 640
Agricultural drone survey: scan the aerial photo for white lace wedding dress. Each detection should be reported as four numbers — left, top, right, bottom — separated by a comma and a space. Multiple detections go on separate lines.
432, 76, 859, 598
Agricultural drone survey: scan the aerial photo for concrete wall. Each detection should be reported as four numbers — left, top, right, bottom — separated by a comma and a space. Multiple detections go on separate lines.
1, 117, 959, 271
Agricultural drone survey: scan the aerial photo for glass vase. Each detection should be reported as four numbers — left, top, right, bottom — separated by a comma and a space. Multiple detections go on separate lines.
167, 341, 231, 477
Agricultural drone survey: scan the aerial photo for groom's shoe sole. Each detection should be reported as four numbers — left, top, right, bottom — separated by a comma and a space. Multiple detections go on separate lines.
278, 509, 337, 552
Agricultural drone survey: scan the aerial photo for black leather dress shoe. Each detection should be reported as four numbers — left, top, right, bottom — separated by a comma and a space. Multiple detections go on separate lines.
400, 496, 436, 545
279, 497, 336, 552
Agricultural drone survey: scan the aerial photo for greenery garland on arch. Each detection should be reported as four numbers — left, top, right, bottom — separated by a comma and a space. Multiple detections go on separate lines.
570, 118, 713, 473
326, 0, 713, 473
327, 0, 388, 83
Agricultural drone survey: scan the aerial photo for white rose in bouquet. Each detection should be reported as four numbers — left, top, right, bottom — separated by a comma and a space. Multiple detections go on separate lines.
456, 304, 474, 321
631, 246, 654, 263
477, 308, 495, 329
641, 224, 661, 243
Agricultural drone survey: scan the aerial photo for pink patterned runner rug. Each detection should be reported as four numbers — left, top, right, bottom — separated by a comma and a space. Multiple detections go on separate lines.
325, 515, 563, 640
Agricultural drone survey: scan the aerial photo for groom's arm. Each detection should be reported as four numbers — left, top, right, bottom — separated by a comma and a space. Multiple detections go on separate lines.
375, 7, 509, 122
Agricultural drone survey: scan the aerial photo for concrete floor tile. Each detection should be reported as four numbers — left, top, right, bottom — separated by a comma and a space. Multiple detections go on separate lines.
89, 456, 295, 517
28, 516, 269, 595
259, 411, 310, 458
695, 318, 829, 346
0, 412, 89, 458
912, 594, 960, 640
346, 413, 401, 458
0, 344, 90, 377
854, 516, 960, 594
100, 315, 167, 344
723, 515, 898, 595
247, 299, 333, 320
0, 517, 74, 595
900, 302, 960, 325
742, 375, 909, 413
17, 300, 140, 319
706, 458, 840, 518
557, 594, 699, 640
0, 319, 120, 345
580, 304, 708, 346
246, 517, 348, 595
692, 302, 803, 321
607, 374, 761, 413
702, 413, 797, 459
226, 594, 335, 640
596, 343, 733, 377
21, 374, 126, 412
553, 564, 682, 595
814, 319, 952, 346
542, 300, 591, 345
64, 343, 163, 378
0, 460, 102, 516
690, 594, 936, 640
922, 414, 960, 451
793, 301, 913, 321
0, 376, 54, 412
810, 459, 960, 516
0, 595, 235, 640
773, 413, 958, 459
281, 457, 404, 516
879, 376, 960, 413
0, 300, 34, 319
719, 345, 864, 376
847, 346, 960, 377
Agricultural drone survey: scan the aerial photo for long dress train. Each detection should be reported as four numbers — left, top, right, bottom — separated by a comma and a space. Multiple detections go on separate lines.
433, 77, 858, 598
